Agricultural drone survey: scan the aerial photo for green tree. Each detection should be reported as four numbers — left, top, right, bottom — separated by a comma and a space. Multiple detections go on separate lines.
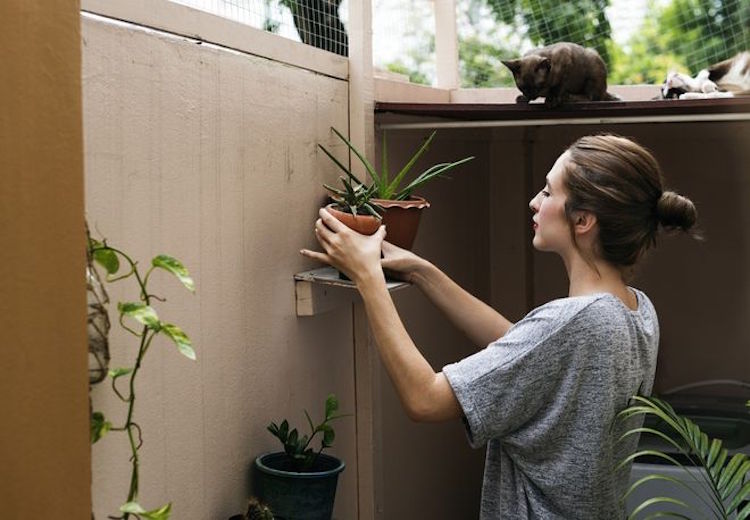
459, 36, 518, 87
485, 0, 613, 68
658, 0, 750, 73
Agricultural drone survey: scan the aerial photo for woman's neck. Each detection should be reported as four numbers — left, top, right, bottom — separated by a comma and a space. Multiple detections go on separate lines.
564, 253, 637, 310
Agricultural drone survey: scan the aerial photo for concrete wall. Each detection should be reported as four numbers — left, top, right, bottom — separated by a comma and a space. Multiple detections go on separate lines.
82, 13, 358, 519
376, 121, 750, 516
0, 0, 91, 517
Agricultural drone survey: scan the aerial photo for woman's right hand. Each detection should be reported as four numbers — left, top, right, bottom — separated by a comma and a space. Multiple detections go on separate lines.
381, 241, 428, 283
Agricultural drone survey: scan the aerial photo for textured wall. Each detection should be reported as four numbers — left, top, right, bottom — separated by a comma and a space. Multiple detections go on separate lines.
0, 0, 90, 517
82, 14, 358, 519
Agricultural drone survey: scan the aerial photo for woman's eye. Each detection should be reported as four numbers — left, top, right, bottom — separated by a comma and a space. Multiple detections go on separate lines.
541, 190, 550, 197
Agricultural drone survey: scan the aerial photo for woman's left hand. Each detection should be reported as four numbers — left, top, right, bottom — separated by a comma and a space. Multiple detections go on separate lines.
300, 207, 386, 284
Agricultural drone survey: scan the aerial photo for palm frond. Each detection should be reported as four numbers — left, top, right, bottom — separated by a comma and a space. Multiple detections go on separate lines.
619, 395, 750, 519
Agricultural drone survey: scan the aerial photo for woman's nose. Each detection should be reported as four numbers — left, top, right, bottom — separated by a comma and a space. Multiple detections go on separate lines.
529, 193, 539, 212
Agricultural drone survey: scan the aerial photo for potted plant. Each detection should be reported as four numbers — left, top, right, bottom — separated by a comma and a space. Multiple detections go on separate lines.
254, 394, 348, 520
617, 395, 750, 518
319, 127, 474, 249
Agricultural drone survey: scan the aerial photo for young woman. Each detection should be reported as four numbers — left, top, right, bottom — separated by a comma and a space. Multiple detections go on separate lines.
300, 134, 698, 518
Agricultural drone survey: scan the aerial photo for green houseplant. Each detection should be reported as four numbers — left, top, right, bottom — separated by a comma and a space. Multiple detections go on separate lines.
319, 127, 474, 249
618, 395, 750, 519
88, 232, 196, 520
254, 394, 348, 520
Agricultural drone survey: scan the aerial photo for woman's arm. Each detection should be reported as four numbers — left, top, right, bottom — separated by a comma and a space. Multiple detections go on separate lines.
301, 208, 462, 422
382, 242, 514, 347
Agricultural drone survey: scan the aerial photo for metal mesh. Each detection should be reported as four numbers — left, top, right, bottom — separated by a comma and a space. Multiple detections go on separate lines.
374, 0, 750, 87
169, 0, 349, 55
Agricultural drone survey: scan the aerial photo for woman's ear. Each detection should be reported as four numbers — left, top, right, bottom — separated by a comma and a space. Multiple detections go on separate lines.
573, 211, 597, 236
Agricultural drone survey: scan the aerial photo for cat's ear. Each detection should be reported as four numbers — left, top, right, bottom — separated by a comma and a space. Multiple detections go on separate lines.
501, 59, 521, 73
536, 58, 551, 72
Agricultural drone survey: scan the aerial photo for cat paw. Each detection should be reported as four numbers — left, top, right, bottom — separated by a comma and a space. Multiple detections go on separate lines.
515, 95, 530, 103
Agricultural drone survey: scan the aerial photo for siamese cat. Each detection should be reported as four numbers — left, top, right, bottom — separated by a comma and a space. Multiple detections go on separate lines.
662, 51, 750, 99
502, 42, 619, 108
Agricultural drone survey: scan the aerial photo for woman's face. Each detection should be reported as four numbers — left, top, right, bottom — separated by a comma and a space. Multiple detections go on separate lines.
529, 152, 572, 253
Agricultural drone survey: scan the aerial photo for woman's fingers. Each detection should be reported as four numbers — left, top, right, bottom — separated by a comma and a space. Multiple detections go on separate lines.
300, 248, 331, 264
319, 207, 347, 232
314, 218, 334, 244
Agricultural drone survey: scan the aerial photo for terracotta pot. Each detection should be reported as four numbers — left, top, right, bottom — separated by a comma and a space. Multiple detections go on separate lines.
325, 204, 381, 235
370, 196, 430, 250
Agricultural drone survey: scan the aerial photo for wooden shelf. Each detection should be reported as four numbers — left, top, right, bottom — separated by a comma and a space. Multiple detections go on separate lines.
376, 98, 750, 128
294, 267, 411, 316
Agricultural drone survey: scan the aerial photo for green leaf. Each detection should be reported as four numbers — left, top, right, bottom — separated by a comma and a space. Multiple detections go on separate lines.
108, 367, 134, 379
386, 131, 436, 198
120, 502, 172, 520
322, 424, 335, 447
118, 302, 160, 330
93, 248, 120, 274
161, 323, 196, 360
329, 127, 379, 183
152, 255, 195, 292
325, 394, 339, 420
90, 411, 112, 444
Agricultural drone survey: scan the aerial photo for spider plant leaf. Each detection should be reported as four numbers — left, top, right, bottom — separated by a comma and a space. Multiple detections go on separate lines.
319, 143, 367, 186
329, 127, 379, 183
627, 496, 690, 520
396, 156, 475, 200
386, 131, 436, 198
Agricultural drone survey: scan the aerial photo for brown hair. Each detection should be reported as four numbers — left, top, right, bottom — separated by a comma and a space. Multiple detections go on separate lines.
563, 134, 698, 267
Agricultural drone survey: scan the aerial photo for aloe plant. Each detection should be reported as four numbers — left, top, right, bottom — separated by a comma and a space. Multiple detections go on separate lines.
318, 126, 474, 204
89, 234, 196, 520
267, 394, 347, 472
617, 395, 750, 519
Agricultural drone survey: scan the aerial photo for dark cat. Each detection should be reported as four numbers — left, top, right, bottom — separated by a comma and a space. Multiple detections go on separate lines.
502, 42, 619, 108
661, 51, 750, 99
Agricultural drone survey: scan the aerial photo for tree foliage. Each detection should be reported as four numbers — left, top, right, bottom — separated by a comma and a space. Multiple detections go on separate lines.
485, 0, 613, 68
656, 0, 750, 73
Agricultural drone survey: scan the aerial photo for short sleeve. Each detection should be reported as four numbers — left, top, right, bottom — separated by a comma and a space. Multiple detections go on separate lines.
442, 301, 584, 448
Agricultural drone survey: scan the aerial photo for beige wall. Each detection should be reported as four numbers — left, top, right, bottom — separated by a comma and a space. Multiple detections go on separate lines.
0, 0, 91, 517
376, 121, 750, 516
83, 14, 359, 519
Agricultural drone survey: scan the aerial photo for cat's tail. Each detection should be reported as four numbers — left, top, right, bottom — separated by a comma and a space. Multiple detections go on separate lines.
602, 91, 622, 101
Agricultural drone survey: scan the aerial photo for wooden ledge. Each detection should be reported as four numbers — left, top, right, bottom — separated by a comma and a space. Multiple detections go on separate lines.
376, 98, 750, 127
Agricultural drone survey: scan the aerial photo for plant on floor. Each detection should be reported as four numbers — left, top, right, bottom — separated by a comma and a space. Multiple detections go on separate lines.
319, 126, 474, 203
617, 395, 750, 519
267, 393, 347, 472
89, 233, 196, 520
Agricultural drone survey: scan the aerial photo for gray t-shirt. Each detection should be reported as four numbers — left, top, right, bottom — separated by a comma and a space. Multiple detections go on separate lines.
443, 289, 659, 519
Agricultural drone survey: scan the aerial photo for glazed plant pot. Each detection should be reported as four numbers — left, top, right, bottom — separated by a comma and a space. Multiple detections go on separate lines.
255, 452, 345, 520
325, 203, 381, 235
370, 196, 430, 250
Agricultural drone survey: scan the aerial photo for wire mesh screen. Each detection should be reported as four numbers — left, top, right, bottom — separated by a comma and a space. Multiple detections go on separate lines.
374, 0, 750, 87
169, 0, 349, 56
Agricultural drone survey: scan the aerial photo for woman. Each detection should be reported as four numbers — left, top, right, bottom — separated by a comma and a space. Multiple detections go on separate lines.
300, 134, 698, 518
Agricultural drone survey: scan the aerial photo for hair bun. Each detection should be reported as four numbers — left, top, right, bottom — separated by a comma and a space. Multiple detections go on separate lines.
656, 191, 697, 232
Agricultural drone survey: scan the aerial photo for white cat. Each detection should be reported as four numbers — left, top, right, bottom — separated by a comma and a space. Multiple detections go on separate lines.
662, 51, 750, 99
